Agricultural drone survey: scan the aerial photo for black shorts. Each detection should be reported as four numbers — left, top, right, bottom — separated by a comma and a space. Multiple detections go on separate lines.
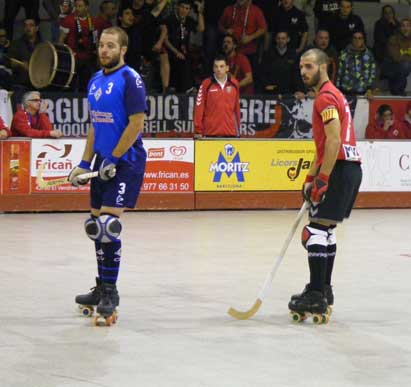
309, 161, 362, 223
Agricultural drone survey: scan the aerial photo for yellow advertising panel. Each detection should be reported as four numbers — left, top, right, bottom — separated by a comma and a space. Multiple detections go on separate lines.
195, 140, 315, 191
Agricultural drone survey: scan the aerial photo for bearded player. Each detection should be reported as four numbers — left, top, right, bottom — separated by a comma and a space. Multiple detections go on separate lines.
68, 27, 147, 322
288, 48, 362, 322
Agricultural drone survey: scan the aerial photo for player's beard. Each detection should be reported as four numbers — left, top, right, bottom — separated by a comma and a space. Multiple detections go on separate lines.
101, 52, 121, 69
304, 68, 321, 88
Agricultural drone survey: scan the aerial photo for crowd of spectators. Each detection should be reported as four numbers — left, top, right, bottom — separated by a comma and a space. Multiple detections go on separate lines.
0, 0, 411, 141
0, 0, 410, 97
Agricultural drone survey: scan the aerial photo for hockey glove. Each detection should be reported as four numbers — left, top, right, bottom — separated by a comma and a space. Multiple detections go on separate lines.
302, 174, 314, 203
99, 156, 119, 181
68, 160, 91, 187
310, 173, 329, 204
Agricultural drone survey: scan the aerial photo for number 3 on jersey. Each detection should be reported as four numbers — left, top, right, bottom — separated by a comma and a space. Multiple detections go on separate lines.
106, 82, 114, 94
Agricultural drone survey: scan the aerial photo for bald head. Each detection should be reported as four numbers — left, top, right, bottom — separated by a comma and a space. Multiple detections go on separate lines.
301, 48, 329, 66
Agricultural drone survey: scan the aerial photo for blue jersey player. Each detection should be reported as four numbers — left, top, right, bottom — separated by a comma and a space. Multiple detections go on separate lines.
68, 27, 147, 323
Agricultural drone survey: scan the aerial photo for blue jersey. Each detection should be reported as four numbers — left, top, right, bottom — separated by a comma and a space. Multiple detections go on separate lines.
87, 65, 147, 162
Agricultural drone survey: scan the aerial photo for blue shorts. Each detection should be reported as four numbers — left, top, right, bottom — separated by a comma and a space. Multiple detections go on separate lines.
90, 153, 146, 210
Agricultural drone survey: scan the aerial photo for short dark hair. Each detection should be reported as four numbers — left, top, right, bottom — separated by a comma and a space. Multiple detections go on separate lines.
223, 34, 238, 46
75, 0, 89, 6
377, 104, 393, 116
178, 0, 192, 6
214, 54, 228, 65
102, 26, 129, 48
100, 0, 115, 12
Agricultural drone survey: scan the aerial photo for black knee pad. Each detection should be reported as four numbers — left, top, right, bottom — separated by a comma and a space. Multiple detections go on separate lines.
301, 222, 329, 250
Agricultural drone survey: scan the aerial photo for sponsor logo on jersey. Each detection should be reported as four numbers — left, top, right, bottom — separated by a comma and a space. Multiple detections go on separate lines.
94, 87, 102, 101
90, 110, 114, 123
148, 147, 165, 158
209, 144, 249, 182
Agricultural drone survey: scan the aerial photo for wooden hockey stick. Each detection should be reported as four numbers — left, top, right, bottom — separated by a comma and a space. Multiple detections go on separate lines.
36, 164, 98, 188
228, 201, 308, 320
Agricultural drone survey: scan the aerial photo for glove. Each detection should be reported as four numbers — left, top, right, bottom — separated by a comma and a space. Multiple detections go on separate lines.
310, 173, 329, 204
301, 174, 314, 203
68, 160, 91, 187
99, 156, 119, 181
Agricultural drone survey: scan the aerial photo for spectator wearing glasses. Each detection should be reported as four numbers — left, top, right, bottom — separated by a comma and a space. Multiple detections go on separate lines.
11, 91, 63, 138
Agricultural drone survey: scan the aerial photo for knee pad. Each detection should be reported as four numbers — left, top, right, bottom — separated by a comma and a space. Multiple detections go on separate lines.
301, 223, 328, 250
85, 214, 122, 243
327, 225, 337, 245
84, 216, 99, 241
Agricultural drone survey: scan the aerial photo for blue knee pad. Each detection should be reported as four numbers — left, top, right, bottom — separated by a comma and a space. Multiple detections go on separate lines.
84, 214, 122, 243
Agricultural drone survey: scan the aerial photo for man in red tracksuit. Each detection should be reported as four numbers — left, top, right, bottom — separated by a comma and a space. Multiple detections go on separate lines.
194, 54, 241, 137
11, 91, 62, 138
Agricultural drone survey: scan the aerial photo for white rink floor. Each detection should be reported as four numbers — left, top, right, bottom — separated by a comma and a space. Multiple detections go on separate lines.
1, 208, 411, 387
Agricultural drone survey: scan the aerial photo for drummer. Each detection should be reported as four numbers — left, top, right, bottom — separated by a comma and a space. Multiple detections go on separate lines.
8, 18, 42, 88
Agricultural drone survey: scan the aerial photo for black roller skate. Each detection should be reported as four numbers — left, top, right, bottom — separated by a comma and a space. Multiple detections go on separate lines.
75, 277, 101, 317
288, 289, 330, 324
291, 283, 334, 315
93, 282, 119, 326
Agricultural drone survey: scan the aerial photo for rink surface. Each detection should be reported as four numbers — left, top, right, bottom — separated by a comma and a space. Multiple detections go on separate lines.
0, 208, 410, 387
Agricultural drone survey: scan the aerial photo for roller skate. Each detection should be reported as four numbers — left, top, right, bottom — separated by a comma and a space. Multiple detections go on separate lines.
288, 289, 330, 324
291, 283, 334, 315
93, 282, 119, 327
75, 277, 101, 317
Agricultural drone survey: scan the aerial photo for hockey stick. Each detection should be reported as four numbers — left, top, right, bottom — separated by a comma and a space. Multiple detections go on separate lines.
227, 201, 308, 320
36, 164, 98, 188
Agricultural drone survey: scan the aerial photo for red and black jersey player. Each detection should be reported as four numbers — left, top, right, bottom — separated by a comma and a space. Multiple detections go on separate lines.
288, 48, 362, 321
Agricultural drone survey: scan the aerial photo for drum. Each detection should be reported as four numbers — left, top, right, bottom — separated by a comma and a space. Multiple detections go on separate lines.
29, 42, 75, 89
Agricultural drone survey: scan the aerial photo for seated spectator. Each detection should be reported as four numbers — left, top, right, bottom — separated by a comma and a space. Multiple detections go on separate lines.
382, 18, 411, 96
325, 0, 364, 52
218, 0, 266, 76
272, 0, 308, 54
0, 26, 13, 89
3, 0, 39, 40
307, 29, 338, 82
336, 30, 376, 95
94, 0, 117, 30
222, 34, 254, 95
8, 18, 42, 88
403, 101, 411, 138
261, 31, 305, 98
373, 4, 399, 64
118, 7, 143, 73
365, 104, 405, 139
314, 0, 339, 30
0, 115, 11, 139
165, 0, 204, 94
11, 91, 63, 138
59, 0, 101, 91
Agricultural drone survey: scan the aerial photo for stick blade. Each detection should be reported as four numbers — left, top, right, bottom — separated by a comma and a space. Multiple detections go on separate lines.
227, 299, 262, 320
